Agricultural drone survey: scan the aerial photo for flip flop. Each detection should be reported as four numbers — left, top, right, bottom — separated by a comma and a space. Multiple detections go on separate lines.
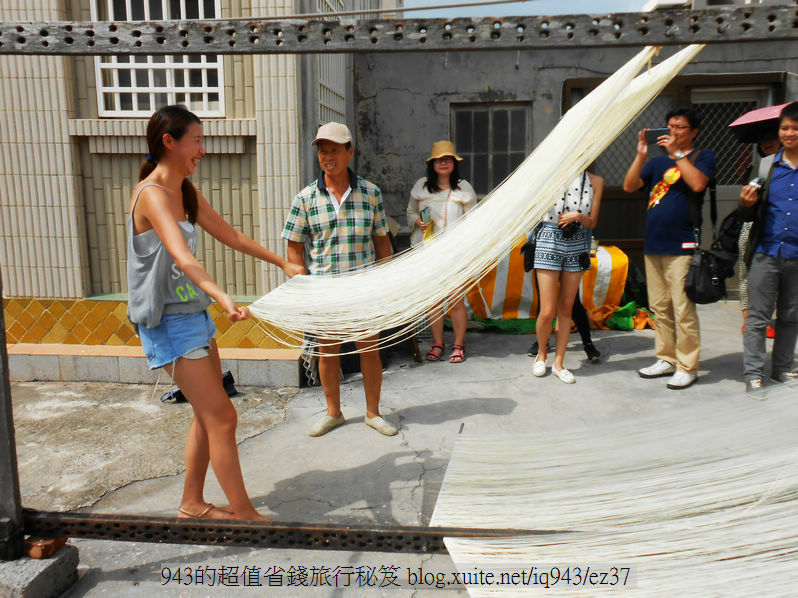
177, 503, 231, 520
426, 344, 445, 361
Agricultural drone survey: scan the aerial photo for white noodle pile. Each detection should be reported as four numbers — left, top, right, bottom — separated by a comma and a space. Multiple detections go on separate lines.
432, 394, 798, 597
250, 45, 705, 352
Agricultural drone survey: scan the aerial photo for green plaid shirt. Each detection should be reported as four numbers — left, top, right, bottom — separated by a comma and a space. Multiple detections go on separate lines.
282, 169, 389, 275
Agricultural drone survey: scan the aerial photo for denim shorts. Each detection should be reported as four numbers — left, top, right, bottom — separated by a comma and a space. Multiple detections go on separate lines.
137, 310, 216, 370
533, 223, 592, 273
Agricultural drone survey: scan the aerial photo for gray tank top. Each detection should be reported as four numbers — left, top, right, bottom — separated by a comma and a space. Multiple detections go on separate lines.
126, 183, 212, 328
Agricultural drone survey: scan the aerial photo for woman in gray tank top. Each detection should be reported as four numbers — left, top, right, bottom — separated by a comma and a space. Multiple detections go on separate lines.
128, 105, 304, 522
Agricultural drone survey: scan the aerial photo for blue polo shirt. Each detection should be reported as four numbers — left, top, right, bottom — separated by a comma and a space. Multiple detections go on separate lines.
756, 150, 798, 259
641, 149, 716, 255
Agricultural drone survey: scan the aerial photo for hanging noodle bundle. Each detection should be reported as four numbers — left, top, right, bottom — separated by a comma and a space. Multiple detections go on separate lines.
431, 394, 798, 596
249, 44, 705, 352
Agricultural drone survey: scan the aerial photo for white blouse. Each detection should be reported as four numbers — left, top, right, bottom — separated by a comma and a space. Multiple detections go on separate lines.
542, 172, 593, 224
407, 178, 477, 246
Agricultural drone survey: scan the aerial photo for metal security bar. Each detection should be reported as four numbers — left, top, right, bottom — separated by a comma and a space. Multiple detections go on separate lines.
0, 274, 23, 561
694, 98, 760, 185
1, 5, 797, 56
22, 510, 556, 554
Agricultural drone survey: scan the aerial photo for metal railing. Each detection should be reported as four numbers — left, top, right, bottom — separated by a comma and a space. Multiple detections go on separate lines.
0, 6, 796, 56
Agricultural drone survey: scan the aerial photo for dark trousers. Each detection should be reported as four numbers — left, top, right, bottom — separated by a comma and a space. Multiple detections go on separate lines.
743, 253, 798, 379
572, 296, 592, 345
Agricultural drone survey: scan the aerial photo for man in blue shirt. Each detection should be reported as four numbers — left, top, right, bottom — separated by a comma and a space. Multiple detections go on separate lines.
623, 107, 716, 390
740, 101, 798, 394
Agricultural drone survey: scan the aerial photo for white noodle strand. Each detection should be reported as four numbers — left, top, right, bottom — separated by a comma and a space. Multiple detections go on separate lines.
250, 45, 705, 353
432, 395, 798, 597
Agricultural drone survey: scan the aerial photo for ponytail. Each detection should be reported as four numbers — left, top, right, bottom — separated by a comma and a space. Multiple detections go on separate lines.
138, 159, 156, 182
181, 179, 198, 224
140, 105, 201, 223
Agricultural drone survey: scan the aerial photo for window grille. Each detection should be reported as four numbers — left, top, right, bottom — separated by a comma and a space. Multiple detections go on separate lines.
316, 0, 347, 124
91, 0, 224, 117
452, 103, 531, 196
591, 88, 769, 187
690, 93, 765, 185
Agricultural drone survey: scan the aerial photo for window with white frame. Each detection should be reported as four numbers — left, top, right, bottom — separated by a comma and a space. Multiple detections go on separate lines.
91, 0, 224, 117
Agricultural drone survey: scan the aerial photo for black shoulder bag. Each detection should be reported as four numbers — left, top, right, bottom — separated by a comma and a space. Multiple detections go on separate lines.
520, 224, 541, 272
684, 150, 735, 304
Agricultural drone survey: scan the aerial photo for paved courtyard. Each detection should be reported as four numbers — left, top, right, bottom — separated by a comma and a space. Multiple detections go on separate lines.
7, 299, 793, 596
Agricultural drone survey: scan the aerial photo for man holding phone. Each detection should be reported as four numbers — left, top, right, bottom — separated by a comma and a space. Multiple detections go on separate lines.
623, 107, 716, 390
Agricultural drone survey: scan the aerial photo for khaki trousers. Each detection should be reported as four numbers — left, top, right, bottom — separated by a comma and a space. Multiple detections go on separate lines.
644, 254, 701, 375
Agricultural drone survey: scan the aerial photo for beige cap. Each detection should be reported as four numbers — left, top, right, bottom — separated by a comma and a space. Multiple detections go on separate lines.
312, 122, 352, 145
426, 140, 463, 162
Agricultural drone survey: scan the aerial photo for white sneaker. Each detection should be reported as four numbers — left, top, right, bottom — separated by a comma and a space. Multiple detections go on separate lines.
666, 370, 697, 390
552, 366, 575, 384
638, 359, 676, 379
533, 354, 547, 377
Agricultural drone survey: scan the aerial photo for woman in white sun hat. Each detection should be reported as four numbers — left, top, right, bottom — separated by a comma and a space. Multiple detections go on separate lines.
407, 140, 477, 364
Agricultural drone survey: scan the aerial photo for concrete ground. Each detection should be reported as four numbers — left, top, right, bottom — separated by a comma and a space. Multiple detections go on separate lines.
7, 300, 788, 596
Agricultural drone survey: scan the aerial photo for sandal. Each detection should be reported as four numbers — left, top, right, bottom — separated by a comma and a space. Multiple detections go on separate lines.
449, 345, 466, 363
426, 343, 445, 361
177, 503, 231, 520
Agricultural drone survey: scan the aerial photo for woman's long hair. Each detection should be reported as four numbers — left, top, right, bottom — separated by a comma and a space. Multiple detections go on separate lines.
424, 159, 462, 194
139, 105, 201, 223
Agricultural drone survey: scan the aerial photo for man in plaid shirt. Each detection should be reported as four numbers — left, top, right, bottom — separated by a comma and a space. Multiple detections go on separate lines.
283, 122, 396, 437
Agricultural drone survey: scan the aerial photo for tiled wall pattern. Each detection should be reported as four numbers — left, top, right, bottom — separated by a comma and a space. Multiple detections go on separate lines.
70, 122, 263, 297
0, 0, 88, 299
2, 0, 301, 299
64, 0, 271, 298
253, 0, 302, 292
2, 297, 293, 349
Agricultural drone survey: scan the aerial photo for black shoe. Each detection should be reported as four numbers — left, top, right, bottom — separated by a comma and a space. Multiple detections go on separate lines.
527, 340, 551, 357
583, 342, 601, 363
770, 371, 798, 384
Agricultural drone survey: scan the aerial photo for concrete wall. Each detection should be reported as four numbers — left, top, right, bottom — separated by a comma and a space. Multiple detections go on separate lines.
353, 41, 798, 228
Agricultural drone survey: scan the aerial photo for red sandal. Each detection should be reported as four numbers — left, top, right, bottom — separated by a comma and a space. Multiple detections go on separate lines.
426, 343, 445, 361
449, 345, 466, 363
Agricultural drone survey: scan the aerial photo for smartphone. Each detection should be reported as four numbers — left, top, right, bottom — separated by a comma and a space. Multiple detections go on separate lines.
644, 127, 670, 144
420, 207, 431, 224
